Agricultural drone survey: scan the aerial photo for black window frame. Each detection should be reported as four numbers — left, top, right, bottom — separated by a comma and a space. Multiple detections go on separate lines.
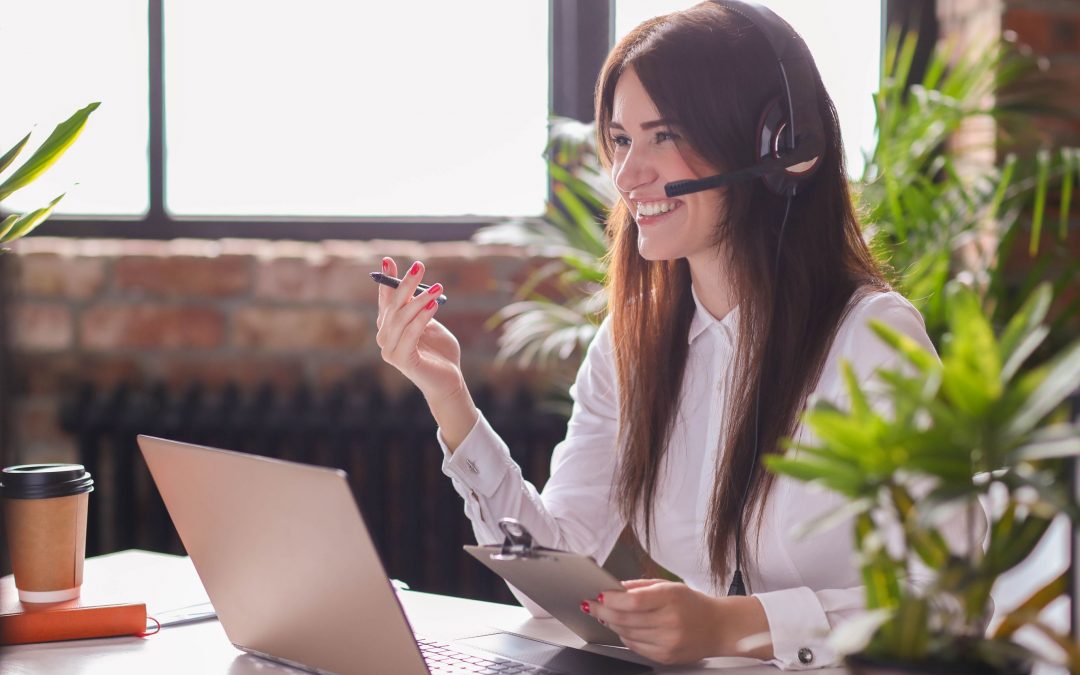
27, 0, 914, 243
31, 0, 614, 242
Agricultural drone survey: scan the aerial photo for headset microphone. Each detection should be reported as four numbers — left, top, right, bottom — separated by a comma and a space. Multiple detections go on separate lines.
664, 146, 821, 198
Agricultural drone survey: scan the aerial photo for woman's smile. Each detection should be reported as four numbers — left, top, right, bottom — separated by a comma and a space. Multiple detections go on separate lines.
633, 198, 684, 225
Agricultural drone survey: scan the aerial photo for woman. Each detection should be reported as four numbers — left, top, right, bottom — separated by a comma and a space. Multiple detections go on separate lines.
376, 2, 956, 669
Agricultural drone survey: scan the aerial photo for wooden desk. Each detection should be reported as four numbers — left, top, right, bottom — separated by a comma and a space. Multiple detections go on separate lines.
0, 550, 842, 674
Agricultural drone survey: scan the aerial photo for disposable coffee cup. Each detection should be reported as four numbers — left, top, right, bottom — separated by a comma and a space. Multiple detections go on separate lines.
1, 464, 94, 603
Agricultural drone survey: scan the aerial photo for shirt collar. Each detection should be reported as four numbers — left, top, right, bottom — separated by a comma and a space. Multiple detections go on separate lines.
688, 285, 740, 345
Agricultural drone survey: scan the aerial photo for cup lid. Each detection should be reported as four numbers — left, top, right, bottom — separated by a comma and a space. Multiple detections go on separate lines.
1, 464, 94, 500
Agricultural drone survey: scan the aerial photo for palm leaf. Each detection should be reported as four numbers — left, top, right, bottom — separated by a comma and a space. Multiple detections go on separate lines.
0, 102, 100, 202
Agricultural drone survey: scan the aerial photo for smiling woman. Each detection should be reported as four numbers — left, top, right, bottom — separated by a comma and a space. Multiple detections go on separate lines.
607, 69, 726, 264
372, 1, 980, 670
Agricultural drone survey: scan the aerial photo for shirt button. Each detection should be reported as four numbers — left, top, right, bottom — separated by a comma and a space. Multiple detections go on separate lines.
464, 459, 480, 474
797, 647, 814, 665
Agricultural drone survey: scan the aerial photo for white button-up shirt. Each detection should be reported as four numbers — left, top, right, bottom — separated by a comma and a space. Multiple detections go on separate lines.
440, 290, 940, 669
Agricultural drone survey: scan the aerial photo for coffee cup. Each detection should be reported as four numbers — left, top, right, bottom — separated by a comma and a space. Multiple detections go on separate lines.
1, 464, 94, 603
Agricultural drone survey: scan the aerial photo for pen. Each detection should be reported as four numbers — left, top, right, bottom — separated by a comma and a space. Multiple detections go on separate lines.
369, 272, 448, 305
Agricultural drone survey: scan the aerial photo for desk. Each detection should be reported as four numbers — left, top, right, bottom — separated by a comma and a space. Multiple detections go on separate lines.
0, 550, 844, 674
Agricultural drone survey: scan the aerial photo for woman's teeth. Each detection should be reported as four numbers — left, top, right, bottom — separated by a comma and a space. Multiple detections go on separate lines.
636, 200, 679, 217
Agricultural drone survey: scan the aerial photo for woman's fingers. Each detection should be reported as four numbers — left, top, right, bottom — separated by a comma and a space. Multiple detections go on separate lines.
620, 579, 665, 590
376, 257, 399, 330
598, 608, 662, 631
376, 259, 427, 349
378, 262, 445, 364
386, 285, 443, 363
395, 260, 426, 308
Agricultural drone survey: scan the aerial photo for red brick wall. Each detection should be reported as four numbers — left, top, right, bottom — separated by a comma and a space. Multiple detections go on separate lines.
938, 0, 1080, 154
7, 237, 543, 463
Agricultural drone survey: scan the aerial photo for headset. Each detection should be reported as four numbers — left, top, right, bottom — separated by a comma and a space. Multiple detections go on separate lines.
664, 0, 826, 199
661, 1, 828, 597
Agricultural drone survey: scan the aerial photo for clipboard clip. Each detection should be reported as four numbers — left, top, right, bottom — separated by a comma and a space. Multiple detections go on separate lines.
491, 518, 553, 561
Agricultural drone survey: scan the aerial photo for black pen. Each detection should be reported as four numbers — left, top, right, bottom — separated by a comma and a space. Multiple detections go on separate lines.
369, 272, 448, 305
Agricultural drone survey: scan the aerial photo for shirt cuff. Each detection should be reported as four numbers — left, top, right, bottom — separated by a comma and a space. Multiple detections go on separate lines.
438, 412, 517, 498
756, 586, 837, 670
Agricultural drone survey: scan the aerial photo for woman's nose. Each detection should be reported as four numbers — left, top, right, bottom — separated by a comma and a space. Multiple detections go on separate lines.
613, 147, 657, 194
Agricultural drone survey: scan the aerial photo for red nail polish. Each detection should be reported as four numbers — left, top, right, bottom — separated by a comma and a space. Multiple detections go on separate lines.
382, 258, 389, 271
597, 593, 604, 604
427, 284, 442, 295
580, 601, 590, 614
409, 262, 421, 276
425, 299, 437, 311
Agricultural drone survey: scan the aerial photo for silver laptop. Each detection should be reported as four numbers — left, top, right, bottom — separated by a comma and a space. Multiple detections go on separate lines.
137, 434, 652, 675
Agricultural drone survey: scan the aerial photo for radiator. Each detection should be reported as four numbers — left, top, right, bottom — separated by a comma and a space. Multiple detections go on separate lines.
59, 378, 566, 603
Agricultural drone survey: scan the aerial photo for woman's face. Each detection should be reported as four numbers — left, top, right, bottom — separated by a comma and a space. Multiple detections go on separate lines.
609, 67, 724, 263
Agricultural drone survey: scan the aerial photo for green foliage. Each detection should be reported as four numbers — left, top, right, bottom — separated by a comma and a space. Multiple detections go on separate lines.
0, 102, 99, 246
767, 282, 1080, 670
473, 117, 612, 408
862, 32, 1080, 348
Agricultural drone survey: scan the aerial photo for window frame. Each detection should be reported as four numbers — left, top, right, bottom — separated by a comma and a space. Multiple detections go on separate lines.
28, 0, 916, 242
30, 0, 614, 242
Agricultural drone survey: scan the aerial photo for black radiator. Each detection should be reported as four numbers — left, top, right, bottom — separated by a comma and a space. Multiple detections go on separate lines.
59, 378, 566, 603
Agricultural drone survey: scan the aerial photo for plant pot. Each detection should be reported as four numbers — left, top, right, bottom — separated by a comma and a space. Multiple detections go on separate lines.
845, 652, 1031, 675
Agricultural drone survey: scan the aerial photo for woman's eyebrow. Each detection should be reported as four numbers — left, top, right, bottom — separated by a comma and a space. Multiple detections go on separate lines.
609, 119, 674, 131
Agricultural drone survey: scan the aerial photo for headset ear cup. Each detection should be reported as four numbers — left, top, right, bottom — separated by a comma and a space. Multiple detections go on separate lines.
756, 98, 820, 197
757, 99, 794, 197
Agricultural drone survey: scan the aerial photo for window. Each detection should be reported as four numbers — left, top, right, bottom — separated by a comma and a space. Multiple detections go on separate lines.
2, 0, 549, 228
1, 1, 890, 240
163, 2, 548, 217
1, 0, 149, 215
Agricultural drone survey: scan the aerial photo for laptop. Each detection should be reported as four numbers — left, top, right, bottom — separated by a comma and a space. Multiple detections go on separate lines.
137, 435, 653, 675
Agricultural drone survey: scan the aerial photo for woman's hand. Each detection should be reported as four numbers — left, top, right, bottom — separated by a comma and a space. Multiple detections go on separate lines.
375, 258, 478, 448
585, 579, 773, 665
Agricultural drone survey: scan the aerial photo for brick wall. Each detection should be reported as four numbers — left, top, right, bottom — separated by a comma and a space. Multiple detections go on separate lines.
938, 0, 1080, 155
937, 0, 1080, 320
6, 237, 546, 464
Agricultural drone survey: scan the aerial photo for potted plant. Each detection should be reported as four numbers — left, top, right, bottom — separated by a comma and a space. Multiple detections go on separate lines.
766, 281, 1080, 674
0, 103, 99, 574
0, 102, 99, 248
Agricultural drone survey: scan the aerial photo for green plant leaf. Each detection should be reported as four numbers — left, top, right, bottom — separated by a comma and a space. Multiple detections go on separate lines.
992, 571, 1068, 640
764, 455, 866, 497
1006, 338, 1080, 437
1060, 148, 1075, 240
0, 214, 17, 240
998, 283, 1051, 381
869, 321, 940, 374
0, 102, 100, 202
1009, 424, 1080, 462
1028, 149, 1051, 256
855, 513, 902, 611
0, 132, 31, 176
0, 193, 65, 243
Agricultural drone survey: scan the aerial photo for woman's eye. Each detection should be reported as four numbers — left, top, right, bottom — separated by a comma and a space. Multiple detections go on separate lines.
610, 134, 630, 147
655, 130, 680, 143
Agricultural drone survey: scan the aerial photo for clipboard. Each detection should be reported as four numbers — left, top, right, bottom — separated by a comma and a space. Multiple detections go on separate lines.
464, 519, 626, 646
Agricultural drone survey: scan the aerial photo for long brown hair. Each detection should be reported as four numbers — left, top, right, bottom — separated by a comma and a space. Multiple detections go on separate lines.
595, 2, 885, 588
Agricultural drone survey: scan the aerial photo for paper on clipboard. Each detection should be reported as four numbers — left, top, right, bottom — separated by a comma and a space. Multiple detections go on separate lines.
463, 519, 626, 647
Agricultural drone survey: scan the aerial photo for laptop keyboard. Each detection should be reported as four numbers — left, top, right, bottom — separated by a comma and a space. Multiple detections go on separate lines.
418, 637, 564, 674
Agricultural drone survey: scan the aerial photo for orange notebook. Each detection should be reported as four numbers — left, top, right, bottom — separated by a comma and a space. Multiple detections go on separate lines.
0, 575, 149, 645
0, 601, 147, 645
